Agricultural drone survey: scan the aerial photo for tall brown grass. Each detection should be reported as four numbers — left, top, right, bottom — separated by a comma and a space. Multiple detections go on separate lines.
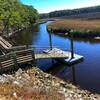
48, 19, 100, 37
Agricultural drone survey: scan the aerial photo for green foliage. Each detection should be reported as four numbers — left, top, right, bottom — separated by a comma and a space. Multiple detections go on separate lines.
0, 0, 39, 36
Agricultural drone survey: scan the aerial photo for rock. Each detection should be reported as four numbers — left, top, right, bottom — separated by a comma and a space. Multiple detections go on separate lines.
6, 75, 15, 82
0, 75, 9, 83
0, 67, 99, 99
15, 68, 23, 77
13, 92, 17, 98
2, 74, 7, 77
45, 74, 50, 78
13, 81, 20, 85
22, 73, 30, 80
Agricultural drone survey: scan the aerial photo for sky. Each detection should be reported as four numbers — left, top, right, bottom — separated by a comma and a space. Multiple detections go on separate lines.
20, 0, 100, 13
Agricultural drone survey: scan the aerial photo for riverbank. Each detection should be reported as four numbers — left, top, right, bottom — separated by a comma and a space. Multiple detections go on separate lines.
0, 66, 99, 100
8, 20, 47, 38
47, 19, 100, 38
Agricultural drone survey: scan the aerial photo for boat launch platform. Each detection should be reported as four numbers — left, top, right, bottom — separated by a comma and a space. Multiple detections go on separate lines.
43, 48, 84, 65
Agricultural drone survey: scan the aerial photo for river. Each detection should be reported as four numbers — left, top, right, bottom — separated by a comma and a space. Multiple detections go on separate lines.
12, 21, 100, 93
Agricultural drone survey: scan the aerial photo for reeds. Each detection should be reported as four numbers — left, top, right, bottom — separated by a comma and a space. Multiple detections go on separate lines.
48, 19, 100, 37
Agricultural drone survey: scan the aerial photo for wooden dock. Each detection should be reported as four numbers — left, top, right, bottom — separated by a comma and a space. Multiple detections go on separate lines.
35, 53, 67, 59
43, 48, 84, 65
0, 45, 84, 69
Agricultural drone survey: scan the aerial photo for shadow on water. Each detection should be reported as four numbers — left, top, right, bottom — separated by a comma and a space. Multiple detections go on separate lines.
10, 24, 40, 45
47, 63, 77, 83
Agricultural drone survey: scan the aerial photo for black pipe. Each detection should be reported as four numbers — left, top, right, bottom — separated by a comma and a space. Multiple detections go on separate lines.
70, 30, 74, 59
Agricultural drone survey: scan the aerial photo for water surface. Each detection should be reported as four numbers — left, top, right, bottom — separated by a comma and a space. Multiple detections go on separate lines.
14, 22, 100, 93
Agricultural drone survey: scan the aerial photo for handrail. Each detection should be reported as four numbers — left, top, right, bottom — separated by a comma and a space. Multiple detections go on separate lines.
8, 45, 68, 49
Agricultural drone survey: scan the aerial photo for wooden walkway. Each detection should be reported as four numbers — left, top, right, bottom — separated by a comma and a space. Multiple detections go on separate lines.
41, 48, 84, 64
0, 47, 69, 69
0, 44, 84, 69
35, 53, 68, 59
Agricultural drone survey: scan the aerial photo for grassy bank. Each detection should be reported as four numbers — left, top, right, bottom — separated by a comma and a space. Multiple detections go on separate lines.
48, 19, 100, 38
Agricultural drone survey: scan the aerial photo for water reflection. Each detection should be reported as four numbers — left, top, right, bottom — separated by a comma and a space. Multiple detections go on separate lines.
49, 32, 53, 50
47, 63, 77, 85
72, 65, 76, 85
11, 24, 39, 45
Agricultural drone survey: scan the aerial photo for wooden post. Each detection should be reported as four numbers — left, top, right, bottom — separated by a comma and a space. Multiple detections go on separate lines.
31, 47, 37, 67
10, 51, 18, 69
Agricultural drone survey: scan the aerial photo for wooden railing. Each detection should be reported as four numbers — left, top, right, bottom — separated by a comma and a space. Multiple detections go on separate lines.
0, 48, 36, 69
0, 53, 15, 69
0, 45, 70, 69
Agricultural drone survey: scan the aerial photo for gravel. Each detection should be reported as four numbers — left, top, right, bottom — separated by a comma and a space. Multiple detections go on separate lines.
0, 67, 99, 100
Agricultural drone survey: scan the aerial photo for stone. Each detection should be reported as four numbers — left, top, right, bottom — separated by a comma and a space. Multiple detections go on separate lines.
13, 92, 17, 98
22, 73, 30, 80
13, 81, 20, 85
2, 74, 7, 77
6, 75, 15, 81
15, 68, 23, 76
45, 74, 50, 78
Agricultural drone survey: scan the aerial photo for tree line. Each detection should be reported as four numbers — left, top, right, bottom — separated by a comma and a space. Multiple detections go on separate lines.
40, 5, 100, 18
0, 0, 39, 36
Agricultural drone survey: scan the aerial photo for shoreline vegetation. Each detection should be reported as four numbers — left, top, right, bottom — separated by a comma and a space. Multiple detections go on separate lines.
0, 0, 39, 37
47, 19, 100, 39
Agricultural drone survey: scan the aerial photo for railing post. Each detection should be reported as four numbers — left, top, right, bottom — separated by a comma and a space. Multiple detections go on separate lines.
31, 47, 37, 67
10, 51, 18, 69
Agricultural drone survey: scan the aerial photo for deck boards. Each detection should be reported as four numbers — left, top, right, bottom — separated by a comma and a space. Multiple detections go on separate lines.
42, 48, 84, 64
0, 36, 12, 49
35, 53, 68, 59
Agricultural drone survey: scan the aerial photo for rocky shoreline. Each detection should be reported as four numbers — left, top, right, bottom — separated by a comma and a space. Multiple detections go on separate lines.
0, 67, 99, 100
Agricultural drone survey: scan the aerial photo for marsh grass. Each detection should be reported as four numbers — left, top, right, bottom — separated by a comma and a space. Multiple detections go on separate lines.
48, 19, 100, 37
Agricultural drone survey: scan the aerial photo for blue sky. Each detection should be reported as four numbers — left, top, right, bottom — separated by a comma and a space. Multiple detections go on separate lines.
20, 0, 100, 13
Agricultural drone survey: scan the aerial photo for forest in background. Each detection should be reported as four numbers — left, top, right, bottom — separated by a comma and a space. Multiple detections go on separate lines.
0, 0, 39, 36
40, 5, 100, 19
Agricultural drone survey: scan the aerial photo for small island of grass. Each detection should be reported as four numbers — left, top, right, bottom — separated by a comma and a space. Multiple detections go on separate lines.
47, 19, 100, 38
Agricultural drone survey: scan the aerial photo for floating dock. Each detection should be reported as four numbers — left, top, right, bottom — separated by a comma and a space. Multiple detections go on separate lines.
43, 48, 84, 65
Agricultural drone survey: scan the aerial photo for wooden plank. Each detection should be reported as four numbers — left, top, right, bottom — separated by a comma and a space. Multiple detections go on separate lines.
1, 59, 14, 65
1, 60, 14, 64
1, 63, 14, 67
17, 56, 32, 61
0, 36, 12, 48
1, 59, 13, 64
17, 59, 32, 63
0, 40, 9, 49
17, 52, 33, 63
16, 55, 32, 59
35, 53, 68, 59
1, 63, 14, 68
17, 57, 32, 62
14, 48, 34, 54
